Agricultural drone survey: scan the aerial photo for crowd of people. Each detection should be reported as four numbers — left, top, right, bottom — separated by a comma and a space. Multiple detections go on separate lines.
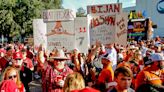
0, 36, 163, 92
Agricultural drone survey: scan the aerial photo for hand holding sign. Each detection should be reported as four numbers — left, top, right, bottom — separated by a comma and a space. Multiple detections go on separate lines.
95, 40, 101, 48
38, 44, 45, 64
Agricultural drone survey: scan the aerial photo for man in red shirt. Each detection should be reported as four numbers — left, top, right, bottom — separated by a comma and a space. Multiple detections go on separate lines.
37, 45, 73, 92
26, 46, 34, 60
0, 46, 13, 71
21, 49, 34, 71
13, 51, 32, 92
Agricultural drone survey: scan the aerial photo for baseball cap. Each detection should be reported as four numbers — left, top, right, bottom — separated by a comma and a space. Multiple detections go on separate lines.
150, 53, 164, 61
101, 53, 112, 61
13, 52, 23, 59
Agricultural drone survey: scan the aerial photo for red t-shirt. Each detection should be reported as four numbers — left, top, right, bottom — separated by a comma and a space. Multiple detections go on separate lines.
0, 57, 8, 70
98, 66, 114, 84
18, 83, 25, 92
26, 50, 33, 59
23, 57, 33, 69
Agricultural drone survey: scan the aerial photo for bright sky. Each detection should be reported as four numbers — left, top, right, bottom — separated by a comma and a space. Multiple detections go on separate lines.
62, 0, 136, 12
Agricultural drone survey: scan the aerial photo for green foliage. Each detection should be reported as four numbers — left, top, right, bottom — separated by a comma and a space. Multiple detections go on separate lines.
0, 0, 62, 42
76, 7, 86, 17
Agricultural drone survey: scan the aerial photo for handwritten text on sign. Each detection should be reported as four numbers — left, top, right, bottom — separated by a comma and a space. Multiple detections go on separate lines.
90, 15, 115, 28
87, 3, 122, 15
116, 13, 128, 46
116, 17, 126, 38
43, 9, 76, 22
47, 21, 75, 51
89, 15, 116, 45
75, 17, 89, 53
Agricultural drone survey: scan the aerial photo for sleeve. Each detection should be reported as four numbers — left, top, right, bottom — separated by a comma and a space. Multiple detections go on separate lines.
135, 71, 146, 90
98, 70, 112, 83
28, 59, 34, 69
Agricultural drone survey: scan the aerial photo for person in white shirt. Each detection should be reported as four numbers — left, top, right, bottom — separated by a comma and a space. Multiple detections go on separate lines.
106, 43, 117, 70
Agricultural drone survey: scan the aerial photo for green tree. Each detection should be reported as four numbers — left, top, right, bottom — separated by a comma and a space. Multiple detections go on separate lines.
76, 7, 86, 17
41, 0, 63, 9
0, 0, 63, 42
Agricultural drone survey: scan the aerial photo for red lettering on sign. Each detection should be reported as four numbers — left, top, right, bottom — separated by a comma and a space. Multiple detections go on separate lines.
90, 16, 115, 28
90, 4, 121, 14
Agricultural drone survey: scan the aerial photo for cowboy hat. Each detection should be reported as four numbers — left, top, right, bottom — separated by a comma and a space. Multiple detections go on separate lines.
49, 49, 70, 60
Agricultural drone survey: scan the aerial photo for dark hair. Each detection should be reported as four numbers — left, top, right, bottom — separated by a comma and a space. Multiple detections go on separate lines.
21, 49, 26, 53
114, 66, 133, 78
6, 46, 12, 51
136, 83, 164, 92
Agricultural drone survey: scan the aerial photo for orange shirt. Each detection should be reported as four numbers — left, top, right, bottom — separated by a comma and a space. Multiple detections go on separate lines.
98, 65, 114, 84
135, 67, 163, 89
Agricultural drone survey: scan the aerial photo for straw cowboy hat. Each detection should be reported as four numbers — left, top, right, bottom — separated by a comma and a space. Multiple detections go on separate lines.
49, 49, 70, 60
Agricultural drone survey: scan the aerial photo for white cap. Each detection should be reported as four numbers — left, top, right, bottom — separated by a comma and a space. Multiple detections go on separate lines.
150, 53, 164, 61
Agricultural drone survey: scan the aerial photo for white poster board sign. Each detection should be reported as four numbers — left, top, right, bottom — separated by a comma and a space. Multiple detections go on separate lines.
46, 21, 75, 52
116, 13, 128, 46
75, 17, 89, 53
88, 14, 116, 45
87, 3, 122, 15
33, 19, 47, 50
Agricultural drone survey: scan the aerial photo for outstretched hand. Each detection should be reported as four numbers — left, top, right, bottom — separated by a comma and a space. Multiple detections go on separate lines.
37, 44, 45, 64
95, 40, 101, 48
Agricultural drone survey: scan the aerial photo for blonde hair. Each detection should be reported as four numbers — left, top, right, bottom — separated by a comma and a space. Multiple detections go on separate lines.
63, 72, 85, 92
1, 66, 22, 88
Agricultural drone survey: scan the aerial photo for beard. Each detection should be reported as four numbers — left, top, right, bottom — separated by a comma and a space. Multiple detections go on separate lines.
55, 63, 65, 69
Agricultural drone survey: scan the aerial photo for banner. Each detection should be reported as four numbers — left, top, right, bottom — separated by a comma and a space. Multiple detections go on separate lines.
46, 21, 75, 52
43, 9, 76, 22
116, 13, 128, 46
75, 17, 89, 53
33, 19, 47, 50
87, 3, 122, 15
127, 19, 147, 41
88, 14, 116, 45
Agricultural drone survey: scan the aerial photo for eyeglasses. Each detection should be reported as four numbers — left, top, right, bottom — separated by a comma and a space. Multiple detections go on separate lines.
54, 59, 65, 62
8, 75, 17, 79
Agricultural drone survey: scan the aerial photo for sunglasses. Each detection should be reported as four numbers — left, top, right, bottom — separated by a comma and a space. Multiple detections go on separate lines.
8, 75, 17, 79
54, 59, 65, 62
16, 58, 21, 60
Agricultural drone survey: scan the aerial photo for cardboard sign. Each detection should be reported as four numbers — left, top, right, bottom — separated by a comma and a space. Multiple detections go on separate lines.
88, 14, 116, 45
33, 19, 47, 50
116, 13, 128, 46
46, 21, 75, 52
75, 17, 89, 53
87, 3, 122, 15
43, 9, 76, 22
